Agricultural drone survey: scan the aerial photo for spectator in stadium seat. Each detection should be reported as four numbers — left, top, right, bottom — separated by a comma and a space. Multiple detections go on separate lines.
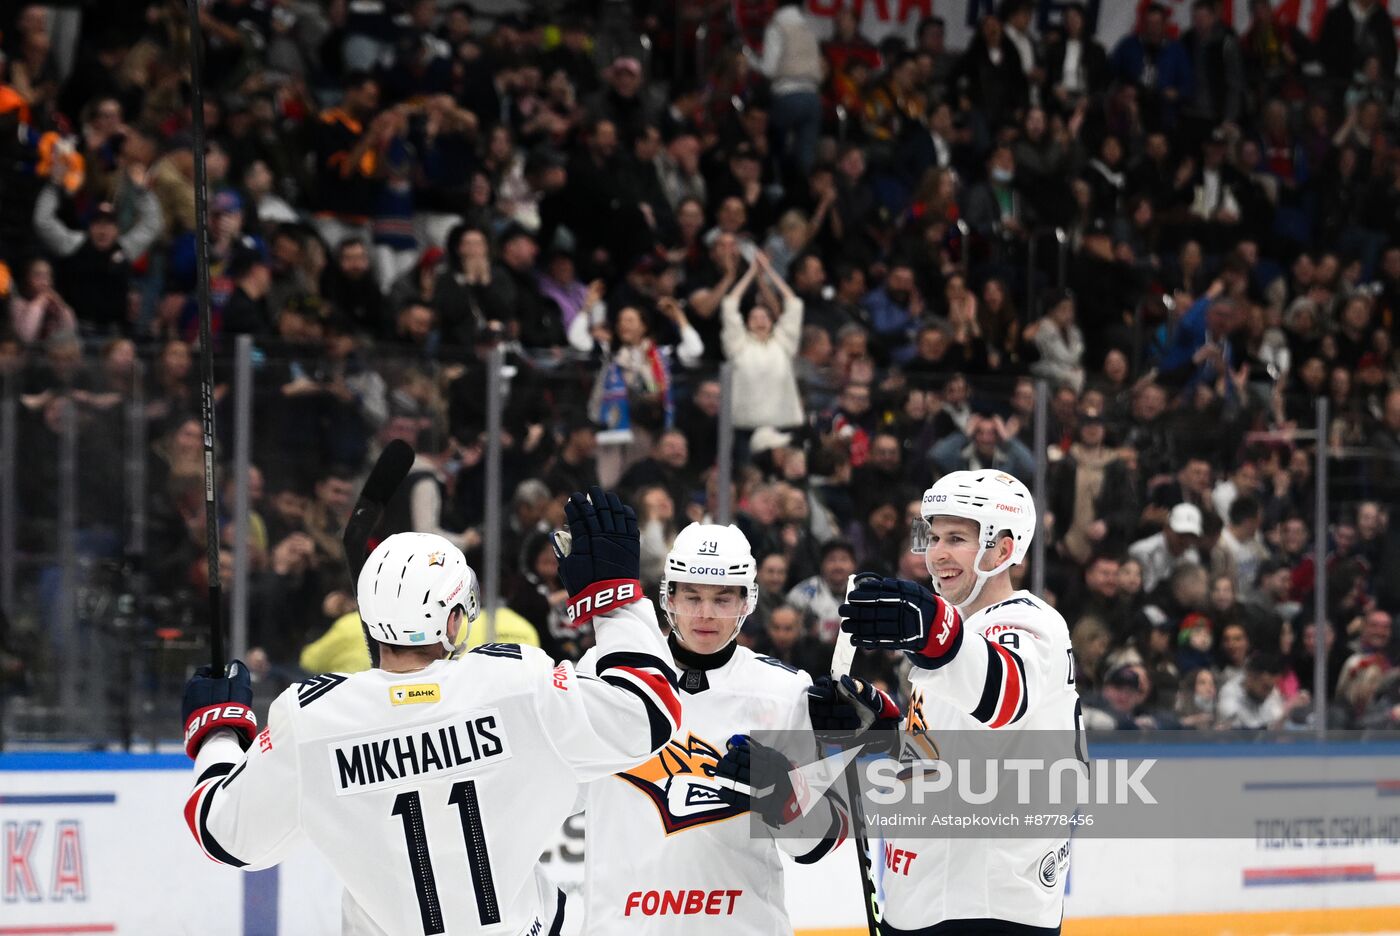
751, 551, 793, 633
1148, 456, 1215, 522
964, 145, 1033, 245
508, 528, 576, 662
832, 146, 880, 266
588, 299, 702, 447
1216, 620, 1252, 688
1176, 667, 1218, 729
265, 226, 316, 321
1048, 408, 1116, 565
1109, 3, 1190, 131
1029, 289, 1086, 392
497, 227, 566, 349
1211, 452, 1263, 521
222, 248, 273, 338
249, 530, 330, 665
722, 251, 805, 434
1213, 495, 1269, 600
621, 479, 673, 572
1179, 1, 1245, 140
1129, 502, 1204, 593
320, 237, 386, 338
903, 325, 961, 392
845, 498, 903, 579
1216, 651, 1305, 729
1317, 0, 1397, 96
754, 603, 827, 679
1346, 609, 1395, 668
756, 0, 823, 173
619, 429, 695, 510
954, 14, 1028, 134
386, 301, 437, 356
1082, 665, 1154, 730
541, 417, 601, 497
1044, 3, 1107, 113
674, 379, 721, 472
786, 539, 856, 643
862, 53, 927, 144
929, 412, 1035, 484
1060, 555, 1126, 636
433, 226, 511, 350
656, 135, 707, 213
863, 263, 923, 365
32, 168, 160, 335
7, 257, 76, 346
1140, 562, 1210, 637
584, 56, 655, 146
309, 71, 385, 248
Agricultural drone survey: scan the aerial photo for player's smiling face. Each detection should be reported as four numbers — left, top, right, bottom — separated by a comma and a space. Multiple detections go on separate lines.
924, 516, 1000, 605
671, 582, 746, 655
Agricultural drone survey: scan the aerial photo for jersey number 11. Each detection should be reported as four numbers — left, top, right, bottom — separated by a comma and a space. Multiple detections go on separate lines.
392, 780, 501, 934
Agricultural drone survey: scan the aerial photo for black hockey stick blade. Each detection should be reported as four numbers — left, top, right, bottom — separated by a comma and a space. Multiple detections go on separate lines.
344, 440, 414, 669
343, 439, 414, 580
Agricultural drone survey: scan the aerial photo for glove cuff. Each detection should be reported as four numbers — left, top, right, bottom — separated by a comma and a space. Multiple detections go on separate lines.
914, 600, 963, 661
871, 685, 901, 721
184, 703, 258, 759
564, 578, 643, 629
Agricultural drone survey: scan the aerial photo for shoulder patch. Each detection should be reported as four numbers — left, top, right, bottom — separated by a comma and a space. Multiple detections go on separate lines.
469, 642, 524, 660
755, 655, 801, 675
297, 672, 347, 707
985, 596, 1037, 614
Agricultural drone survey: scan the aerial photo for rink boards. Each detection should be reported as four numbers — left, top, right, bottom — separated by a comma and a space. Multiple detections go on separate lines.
3, 743, 1400, 936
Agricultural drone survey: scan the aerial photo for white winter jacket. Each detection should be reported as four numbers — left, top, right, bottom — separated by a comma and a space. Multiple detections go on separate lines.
721, 293, 805, 430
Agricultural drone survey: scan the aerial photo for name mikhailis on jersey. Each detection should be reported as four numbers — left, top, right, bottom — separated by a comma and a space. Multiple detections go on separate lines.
329, 708, 511, 795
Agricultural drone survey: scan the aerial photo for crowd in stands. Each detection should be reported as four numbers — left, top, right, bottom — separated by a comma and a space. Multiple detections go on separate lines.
2, 0, 1400, 735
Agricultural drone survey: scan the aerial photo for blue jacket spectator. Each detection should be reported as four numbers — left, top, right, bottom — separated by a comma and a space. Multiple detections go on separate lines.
863, 263, 922, 364
1110, 5, 1192, 127
1158, 293, 1241, 398
928, 414, 1036, 483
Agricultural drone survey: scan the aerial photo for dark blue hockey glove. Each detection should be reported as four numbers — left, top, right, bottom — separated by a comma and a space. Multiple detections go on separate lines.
838, 576, 963, 660
809, 675, 902, 732
182, 660, 257, 759
552, 486, 642, 627
713, 734, 803, 827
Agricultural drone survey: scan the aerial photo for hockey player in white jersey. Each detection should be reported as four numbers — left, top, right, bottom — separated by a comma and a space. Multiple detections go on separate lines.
180, 488, 681, 936
576, 521, 856, 934
838, 469, 1079, 935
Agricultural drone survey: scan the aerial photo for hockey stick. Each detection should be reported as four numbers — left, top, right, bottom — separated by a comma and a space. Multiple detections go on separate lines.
342, 440, 416, 666
833, 572, 882, 936
185, 0, 223, 673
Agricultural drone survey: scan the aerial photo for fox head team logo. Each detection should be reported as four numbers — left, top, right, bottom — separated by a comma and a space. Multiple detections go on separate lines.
896, 688, 941, 781
619, 733, 747, 833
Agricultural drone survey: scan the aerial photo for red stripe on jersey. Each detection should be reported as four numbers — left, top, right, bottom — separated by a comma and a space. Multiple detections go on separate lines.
616, 665, 682, 727
988, 643, 1023, 729
184, 781, 218, 862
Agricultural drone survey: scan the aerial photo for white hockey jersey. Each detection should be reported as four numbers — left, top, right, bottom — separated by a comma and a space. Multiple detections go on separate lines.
185, 602, 680, 936
882, 590, 1078, 935
575, 642, 847, 935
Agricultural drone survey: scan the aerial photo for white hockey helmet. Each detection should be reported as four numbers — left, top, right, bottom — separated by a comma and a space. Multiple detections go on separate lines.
661, 523, 758, 643
912, 469, 1036, 609
357, 532, 482, 655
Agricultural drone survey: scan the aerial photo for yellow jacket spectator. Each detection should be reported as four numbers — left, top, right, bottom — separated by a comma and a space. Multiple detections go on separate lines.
461, 606, 543, 650
299, 606, 542, 675
299, 611, 372, 674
